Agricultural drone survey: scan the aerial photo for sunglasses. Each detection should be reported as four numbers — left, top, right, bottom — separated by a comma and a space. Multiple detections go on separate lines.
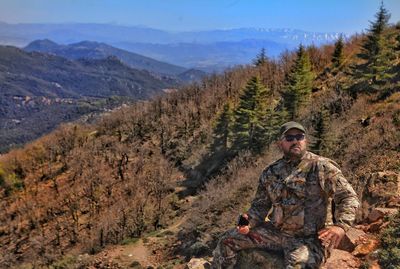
282, 134, 305, 142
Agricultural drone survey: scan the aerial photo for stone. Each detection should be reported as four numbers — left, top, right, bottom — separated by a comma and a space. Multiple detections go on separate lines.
322, 249, 360, 269
185, 258, 211, 269
369, 259, 381, 269
188, 242, 210, 257
367, 219, 384, 233
366, 171, 400, 201
337, 227, 366, 252
352, 236, 379, 257
367, 207, 399, 223
362, 171, 400, 219
235, 249, 285, 269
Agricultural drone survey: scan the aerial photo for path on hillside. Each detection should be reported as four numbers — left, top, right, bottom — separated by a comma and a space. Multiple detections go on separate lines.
93, 195, 195, 268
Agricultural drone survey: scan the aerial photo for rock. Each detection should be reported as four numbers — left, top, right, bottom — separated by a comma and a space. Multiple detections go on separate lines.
129, 261, 143, 268
337, 227, 366, 252
352, 236, 379, 257
367, 207, 399, 223
185, 258, 211, 269
362, 171, 400, 219
365, 171, 400, 200
322, 249, 360, 269
369, 259, 381, 269
235, 249, 285, 269
188, 242, 210, 257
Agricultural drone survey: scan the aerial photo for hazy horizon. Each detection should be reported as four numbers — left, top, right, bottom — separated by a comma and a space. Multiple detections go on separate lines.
1, 0, 400, 34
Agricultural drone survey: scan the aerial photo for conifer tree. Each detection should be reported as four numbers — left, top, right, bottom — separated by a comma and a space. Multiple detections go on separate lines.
332, 35, 345, 70
232, 76, 270, 154
254, 48, 268, 66
211, 102, 233, 153
359, 2, 395, 87
282, 44, 315, 120
310, 108, 332, 155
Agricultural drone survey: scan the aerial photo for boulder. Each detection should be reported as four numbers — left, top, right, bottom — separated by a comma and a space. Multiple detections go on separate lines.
185, 258, 211, 269
188, 242, 210, 257
362, 171, 400, 217
337, 227, 367, 252
322, 249, 360, 269
352, 236, 379, 257
367, 207, 399, 223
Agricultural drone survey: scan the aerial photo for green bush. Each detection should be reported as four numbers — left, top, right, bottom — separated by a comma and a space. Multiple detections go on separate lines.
378, 210, 400, 269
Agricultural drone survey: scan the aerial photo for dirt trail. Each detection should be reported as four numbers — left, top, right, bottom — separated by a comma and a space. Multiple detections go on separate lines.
103, 239, 153, 267
95, 203, 192, 267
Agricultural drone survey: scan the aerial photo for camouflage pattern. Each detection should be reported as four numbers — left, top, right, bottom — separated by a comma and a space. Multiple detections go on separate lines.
212, 223, 325, 269
212, 151, 359, 269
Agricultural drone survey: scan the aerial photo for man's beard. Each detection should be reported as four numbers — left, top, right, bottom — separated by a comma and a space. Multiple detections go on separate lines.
283, 144, 306, 159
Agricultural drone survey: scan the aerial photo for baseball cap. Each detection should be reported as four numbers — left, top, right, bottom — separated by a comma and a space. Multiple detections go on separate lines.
279, 121, 306, 137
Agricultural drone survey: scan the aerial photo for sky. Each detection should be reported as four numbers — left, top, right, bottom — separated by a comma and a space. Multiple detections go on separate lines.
1, 0, 400, 34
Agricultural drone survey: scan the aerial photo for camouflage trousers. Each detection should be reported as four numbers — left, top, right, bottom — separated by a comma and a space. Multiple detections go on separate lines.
212, 223, 326, 269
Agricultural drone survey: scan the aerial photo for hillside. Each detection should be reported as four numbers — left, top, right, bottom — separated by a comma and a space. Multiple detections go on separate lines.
0, 45, 179, 152
24, 39, 189, 77
0, 9, 399, 269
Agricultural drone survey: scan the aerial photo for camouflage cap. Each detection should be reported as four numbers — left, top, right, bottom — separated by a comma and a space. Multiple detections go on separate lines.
279, 121, 306, 137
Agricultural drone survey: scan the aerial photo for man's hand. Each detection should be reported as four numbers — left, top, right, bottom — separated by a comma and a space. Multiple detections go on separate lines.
236, 214, 250, 235
318, 225, 346, 249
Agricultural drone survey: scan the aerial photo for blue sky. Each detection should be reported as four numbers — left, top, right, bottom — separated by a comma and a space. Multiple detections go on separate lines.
1, 0, 400, 33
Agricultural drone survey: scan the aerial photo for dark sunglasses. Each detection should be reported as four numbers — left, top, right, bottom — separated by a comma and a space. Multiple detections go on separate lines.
283, 134, 305, 142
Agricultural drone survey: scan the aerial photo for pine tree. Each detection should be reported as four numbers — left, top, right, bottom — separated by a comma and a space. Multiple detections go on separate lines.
211, 102, 233, 153
332, 35, 345, 70
232, 76, 270, 154
359, 2, 395, 87
310, 108, 332, 155
254, 48, 268, 66
282, 44, 315, 120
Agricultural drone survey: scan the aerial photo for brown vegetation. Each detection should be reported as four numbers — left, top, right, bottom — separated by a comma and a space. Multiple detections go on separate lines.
0, 21, 399, 268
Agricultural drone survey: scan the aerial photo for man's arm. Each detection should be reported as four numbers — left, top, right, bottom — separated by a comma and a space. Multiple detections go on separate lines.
246, 169, 273, 228
318, 160, 359, 248
325, 161, 359, 231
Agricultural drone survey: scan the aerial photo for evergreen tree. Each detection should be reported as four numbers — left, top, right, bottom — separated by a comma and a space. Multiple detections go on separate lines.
282, 44, 315, 120
332, 35, 345, 70
211, 102, 233, 153
232, 76, 270, 154
310, 108, 332, 155
359, 2, 395, 87
262, 100, 288, 142
254, 48, 268, 66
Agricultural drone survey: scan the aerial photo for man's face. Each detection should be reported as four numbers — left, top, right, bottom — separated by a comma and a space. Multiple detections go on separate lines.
277, 128, 307, 160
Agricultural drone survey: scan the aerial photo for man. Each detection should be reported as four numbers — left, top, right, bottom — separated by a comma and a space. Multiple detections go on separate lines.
212, 121, 359, 269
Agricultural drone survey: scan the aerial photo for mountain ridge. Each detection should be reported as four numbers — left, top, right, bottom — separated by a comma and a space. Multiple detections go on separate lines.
0, 44, 180, 152
1, 23, 345, 70
24, 39, 189, 76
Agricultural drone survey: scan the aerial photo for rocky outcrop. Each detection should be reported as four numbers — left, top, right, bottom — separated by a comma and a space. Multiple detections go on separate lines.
361, 171, 400, 218
322, 249, 361, 269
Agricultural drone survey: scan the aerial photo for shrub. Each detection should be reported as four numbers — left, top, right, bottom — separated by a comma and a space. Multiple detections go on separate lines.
378, 210, 400, 268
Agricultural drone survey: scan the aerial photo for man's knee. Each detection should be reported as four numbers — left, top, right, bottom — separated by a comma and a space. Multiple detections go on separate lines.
285, 243, 324, 269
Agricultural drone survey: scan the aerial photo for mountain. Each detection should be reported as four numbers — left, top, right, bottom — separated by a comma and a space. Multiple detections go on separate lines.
0, 23, 345, 70
0, 20, 399, 269
0, 45, 176, 98
115, 39, 292, 72
24, 39, 188, 76
0, 45, 179, 152
0, 23, 345, 46
177, 68, 210, 82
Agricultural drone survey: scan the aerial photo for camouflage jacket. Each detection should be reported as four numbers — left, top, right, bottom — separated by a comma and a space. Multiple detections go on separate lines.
247, 151, 359, 237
